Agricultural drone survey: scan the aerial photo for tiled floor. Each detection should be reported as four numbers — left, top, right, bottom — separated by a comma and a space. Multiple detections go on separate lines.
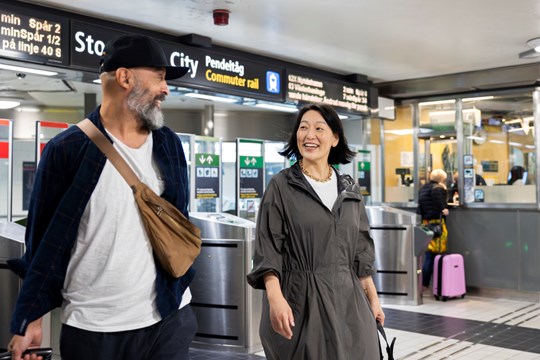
189, 293, 540, 359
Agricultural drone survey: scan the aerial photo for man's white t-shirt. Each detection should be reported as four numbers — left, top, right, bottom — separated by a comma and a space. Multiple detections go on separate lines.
61, 130, 191, 332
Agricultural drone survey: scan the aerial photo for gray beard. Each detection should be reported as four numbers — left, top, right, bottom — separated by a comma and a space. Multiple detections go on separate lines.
126, 83, 164, 131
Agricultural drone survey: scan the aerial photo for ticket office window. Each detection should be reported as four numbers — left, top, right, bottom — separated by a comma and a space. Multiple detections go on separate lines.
462, 91, 536, 204
382, 89, 537, 206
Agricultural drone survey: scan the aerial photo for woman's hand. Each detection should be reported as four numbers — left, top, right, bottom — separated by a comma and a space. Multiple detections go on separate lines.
264, 272, 295, 339
268, 295, 295, 339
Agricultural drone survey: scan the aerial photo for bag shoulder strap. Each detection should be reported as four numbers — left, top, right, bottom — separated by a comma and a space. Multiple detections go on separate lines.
76, 118, 140, 187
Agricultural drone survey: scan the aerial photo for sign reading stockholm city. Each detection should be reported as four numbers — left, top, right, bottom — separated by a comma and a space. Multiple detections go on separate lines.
0, 5, 67, 65
70, 21, 283, 101
286, 72, 370, 115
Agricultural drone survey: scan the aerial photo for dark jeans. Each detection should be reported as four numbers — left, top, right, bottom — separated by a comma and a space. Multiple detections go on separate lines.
422, 251, 437, 287
60, 305, 197, 360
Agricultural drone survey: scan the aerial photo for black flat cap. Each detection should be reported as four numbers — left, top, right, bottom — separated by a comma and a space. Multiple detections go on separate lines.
99, 34, 189, 80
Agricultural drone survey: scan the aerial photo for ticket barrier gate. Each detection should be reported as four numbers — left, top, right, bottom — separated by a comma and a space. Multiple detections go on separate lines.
189, 213, 261, 354
0, 222, 24, 351
367, 206, 433, 305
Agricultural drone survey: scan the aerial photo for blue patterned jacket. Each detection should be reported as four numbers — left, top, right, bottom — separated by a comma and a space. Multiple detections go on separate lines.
8, 106, 194, 335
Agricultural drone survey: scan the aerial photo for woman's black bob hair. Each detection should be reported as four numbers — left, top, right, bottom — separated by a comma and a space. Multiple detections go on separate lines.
279, 103, 356, 164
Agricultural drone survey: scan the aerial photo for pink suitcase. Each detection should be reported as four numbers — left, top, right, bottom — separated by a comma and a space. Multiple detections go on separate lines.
433, 254, 466, 301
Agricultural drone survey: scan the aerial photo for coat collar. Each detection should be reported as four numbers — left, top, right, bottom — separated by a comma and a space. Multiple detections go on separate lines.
285, 161, 363, 201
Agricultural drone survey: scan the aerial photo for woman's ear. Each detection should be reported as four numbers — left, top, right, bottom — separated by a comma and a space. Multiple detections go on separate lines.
332, 134, 339, 147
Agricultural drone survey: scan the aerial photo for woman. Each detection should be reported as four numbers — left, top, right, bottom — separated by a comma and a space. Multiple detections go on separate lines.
246, 103, 384, 359
417, 169, 449, 291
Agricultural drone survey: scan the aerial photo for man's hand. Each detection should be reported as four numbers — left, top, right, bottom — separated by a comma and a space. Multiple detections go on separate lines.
8, 318, 43, 360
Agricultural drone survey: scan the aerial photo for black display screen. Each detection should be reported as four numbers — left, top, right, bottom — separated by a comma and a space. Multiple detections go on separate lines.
0, 6, 67, 65
286, 71, 370, 116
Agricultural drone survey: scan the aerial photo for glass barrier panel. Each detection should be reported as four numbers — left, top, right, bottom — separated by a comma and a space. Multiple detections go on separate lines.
0, 119, 12, 222
222, 141, 236, 215
383, 104, 415, 202
418, 100, 457, 193
264, 141, 287, 188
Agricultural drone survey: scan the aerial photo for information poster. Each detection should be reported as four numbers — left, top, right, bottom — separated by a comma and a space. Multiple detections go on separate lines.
357, 150, 371, 196
22, 161, 36, 211
194, 153, 220, 199
239, 155, 264, 199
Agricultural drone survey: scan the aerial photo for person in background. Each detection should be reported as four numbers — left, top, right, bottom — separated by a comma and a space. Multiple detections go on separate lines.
417, 169, 449, 292
448, 169, 487, 203
508, 165, 526, 185
449, 171, 459, 203
7, 34, 196, 360
246, 103, 384, 359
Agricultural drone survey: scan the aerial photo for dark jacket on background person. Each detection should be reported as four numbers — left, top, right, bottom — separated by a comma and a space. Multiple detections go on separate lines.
246, 163, 379, 360
8, 106, 194, 335
417, 181, 448, 220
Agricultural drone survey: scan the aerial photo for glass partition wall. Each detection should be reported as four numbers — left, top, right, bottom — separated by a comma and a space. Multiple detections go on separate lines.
383, 88, 538, 207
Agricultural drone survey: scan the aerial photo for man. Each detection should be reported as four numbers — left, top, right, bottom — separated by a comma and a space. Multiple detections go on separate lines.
7, 34, 196, 360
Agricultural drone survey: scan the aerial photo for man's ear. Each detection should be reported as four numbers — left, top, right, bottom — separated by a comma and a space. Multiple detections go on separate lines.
115, 68, 131, 88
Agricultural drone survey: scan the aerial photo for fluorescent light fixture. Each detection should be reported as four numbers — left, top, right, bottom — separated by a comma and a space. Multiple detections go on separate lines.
462, 96, 494, 102
509, 142, 523, 147
526, 145, 536, 149
384, 129, 414, 136
504, 119, 522, 124
489, 140, 505, 144
508, 127, 524, 133
467, 136, 484, 141
0, 63, 58, 76
0, 100, 20, 109
184, 93, 237, 103
339, 115, 349, 120
255, 103, 298, 112
17, 106, 41, 113
419, 100, 455, 106
429, 110, 455, 116
93, 79, 101, 84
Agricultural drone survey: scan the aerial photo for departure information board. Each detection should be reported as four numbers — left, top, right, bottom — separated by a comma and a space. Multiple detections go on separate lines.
0, 7, 67, 65
286, 71, 370, 116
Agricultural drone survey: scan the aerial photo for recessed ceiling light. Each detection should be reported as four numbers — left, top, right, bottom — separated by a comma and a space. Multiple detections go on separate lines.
0, 100, 20, 109
255, 103, 297, 112
0, 64, 58, 76
519, 37, 540, 59
527, 37, 540, 52
184, 93, 237, 103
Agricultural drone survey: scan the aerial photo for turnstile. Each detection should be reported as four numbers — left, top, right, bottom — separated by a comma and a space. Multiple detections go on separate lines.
366, 206, 432, 305
0, 222, 24, 351
188, 212, 261, 354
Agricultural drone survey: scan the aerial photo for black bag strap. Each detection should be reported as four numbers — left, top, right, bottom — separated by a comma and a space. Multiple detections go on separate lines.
377, 321, 396, 360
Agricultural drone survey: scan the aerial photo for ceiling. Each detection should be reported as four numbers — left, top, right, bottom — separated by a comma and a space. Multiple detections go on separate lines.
4, 0, 540, 111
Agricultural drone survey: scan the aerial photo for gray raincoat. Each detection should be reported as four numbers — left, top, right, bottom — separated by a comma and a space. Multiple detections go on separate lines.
247, 163, 379, 360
